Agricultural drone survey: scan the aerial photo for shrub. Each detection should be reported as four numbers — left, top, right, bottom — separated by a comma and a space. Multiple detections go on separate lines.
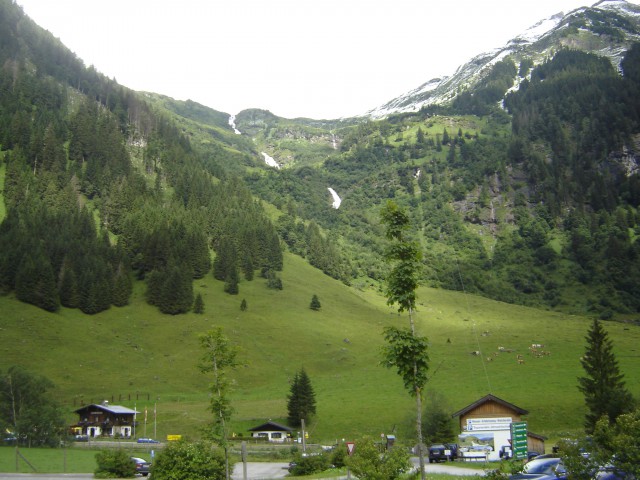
288, 452, 331, 476
151, 439, 227, 480
94, 449, 136, 478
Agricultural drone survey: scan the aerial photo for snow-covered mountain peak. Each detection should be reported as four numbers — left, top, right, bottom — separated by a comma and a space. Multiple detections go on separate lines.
364, 0, 640, 119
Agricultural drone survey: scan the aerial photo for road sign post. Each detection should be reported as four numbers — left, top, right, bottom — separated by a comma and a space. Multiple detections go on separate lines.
510, 421, 528, 460
346, 442, 355, 479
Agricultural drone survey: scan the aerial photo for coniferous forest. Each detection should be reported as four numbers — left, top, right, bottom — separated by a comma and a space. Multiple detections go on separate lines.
1, 0, 640, 320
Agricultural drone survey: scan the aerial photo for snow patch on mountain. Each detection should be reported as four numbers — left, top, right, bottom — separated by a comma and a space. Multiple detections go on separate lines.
328, 188, 341, 209
261, 152, 280, 169
510, 13, 566, 45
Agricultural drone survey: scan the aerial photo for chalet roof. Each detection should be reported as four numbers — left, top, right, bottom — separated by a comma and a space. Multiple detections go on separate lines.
248, 421, 293, 432
74, 403, 138, 415
451, 394, 529, 418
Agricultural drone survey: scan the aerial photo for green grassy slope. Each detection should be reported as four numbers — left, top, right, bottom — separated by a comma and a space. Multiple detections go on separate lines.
1, 252, 639, 447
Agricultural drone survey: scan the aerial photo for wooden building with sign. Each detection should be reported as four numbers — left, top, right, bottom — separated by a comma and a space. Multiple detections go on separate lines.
73, 401, 138, 438
451, 394, 546, 459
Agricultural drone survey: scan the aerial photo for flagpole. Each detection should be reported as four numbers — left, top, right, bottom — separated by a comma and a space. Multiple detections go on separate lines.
154, 403, 157, 440
133, 403, 137, 439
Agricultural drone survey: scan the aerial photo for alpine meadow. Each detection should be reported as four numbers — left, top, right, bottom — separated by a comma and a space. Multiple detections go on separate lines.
1, 0, 640, 458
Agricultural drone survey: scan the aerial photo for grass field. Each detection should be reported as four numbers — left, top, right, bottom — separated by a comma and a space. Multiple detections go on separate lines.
1, 250, 639, 452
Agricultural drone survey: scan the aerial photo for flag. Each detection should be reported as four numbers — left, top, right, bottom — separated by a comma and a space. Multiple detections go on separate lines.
144, 406, 148, 423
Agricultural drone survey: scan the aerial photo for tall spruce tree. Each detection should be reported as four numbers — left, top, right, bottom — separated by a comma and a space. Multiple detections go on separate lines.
287, 368, 316, 427
578, 318, 635, 433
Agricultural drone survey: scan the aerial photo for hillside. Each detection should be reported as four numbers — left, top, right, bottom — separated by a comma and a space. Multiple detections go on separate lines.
1, 252, 639, 444
1, 0, 640, 451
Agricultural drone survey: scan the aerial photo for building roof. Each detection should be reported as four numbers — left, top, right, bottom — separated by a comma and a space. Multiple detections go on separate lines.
451, 394, 529, 418
248, 421, 293, 432
74, 403, 138, 415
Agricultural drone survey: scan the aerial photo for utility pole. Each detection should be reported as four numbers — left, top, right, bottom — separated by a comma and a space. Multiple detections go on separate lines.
301, 419, 306, 453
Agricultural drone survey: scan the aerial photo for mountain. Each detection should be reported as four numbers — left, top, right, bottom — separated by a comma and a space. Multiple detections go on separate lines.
1, 0, 640, 448
233, 0, 640, 319
366, 0, 640, 118
1, 0, 640, 319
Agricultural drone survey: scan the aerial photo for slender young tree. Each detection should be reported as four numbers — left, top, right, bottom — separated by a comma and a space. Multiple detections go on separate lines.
287, 368, 317, 427
380, 200, 429, 480
578, 318, 635, 433
199, 328, 239, 480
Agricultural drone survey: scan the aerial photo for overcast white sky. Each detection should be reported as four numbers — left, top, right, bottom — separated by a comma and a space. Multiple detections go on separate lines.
15, 0, 640, 119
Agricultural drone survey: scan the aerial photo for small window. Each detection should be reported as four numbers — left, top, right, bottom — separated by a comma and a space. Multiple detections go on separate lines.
272, 432, 282, 439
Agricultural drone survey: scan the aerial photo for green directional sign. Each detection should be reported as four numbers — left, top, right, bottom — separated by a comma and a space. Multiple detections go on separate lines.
510, 421, 528, 460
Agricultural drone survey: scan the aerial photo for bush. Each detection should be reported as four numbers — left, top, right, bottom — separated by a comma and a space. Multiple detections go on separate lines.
345, 437, 411, 480
94, 450, 136, 478
151, 439, 227, 480
331, 445, 347, 468
288, 452, 331, 476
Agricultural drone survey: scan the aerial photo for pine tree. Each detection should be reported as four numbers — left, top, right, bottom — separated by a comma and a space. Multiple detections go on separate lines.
111, 262, 132, 307
578, 318, 635, 433
310, 294, 321, 311
15, 250, 59, 312
58, 258, 79, 308
193, 293, 204, 314
240, 299, 247, 311
224, 267, 239, 295
157, 265, 194, 314
287, 368, 317, 427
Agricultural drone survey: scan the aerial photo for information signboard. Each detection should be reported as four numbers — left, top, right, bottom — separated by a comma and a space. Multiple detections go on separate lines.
466, 417, 512, 431
510, 421, 528, 460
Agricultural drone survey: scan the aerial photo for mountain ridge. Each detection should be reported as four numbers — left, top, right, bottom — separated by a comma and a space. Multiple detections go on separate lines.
363, 0, 640, 119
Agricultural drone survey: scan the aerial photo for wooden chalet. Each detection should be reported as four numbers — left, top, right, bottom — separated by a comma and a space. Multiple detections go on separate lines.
73, 401, 138, 438
247, 421, 293, 443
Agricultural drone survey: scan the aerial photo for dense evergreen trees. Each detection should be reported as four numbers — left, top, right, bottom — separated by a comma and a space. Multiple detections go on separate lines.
0, 0, 284, 314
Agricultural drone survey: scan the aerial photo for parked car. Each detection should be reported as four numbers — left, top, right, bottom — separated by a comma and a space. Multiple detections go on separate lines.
509, 456, 567, 480
131, 457, 151, 476
596, 466, 633, 480
137, 437, 159, 443
428, 443, 458, 463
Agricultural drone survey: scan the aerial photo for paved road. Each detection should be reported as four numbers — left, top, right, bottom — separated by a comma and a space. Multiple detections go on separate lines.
0, 475, 92, 480
0, 460, 486, 479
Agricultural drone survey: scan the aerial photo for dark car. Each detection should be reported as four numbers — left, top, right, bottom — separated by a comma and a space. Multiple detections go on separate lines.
509, 456, 567, 480
428, 443, 458, 463
596, 467, 634, 480
131, 457, 151, 476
